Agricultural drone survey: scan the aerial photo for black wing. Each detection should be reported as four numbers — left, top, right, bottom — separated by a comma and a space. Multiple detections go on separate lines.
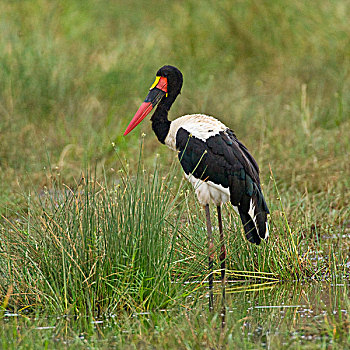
176, 127, 269, 244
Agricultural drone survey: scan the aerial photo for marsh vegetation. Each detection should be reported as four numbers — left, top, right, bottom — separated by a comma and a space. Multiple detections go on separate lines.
0, 0, 349, 348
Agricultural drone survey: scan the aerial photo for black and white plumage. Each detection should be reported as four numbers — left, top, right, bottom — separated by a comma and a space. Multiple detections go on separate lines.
124, 65, 269, 309
165, 114, 269, 245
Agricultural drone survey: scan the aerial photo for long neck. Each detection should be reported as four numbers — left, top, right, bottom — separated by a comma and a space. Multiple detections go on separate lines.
150, 94, 177, 144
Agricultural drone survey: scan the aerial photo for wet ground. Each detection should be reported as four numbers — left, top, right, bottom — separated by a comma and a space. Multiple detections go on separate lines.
2, 281, 349, 348
211, 281, 350, 347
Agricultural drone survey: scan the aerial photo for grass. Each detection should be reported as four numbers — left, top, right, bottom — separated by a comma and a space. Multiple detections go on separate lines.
0, 146, 348, 315
1, 283, 350, 349
0, 0, 350, 347
0, 143, 196, 315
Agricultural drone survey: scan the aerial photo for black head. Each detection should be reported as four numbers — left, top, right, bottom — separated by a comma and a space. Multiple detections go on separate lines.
124, 65, 183, 136
156, 65, 183, 98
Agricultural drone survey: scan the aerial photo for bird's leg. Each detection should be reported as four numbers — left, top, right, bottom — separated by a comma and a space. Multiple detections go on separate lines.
204, 204, 214, 311
217, 205, 226, 327
216, 205, 226, 329
217, 205, 226, 288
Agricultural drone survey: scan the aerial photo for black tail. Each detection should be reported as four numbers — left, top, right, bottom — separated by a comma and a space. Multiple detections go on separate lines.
237, 183, 269, 245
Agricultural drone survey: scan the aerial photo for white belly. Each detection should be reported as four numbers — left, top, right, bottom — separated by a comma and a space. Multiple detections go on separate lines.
164, 114, 233, 207
186, 174, 230, 206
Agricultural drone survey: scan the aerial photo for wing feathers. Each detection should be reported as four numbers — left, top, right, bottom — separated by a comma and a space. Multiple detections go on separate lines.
175, 124, 269, 244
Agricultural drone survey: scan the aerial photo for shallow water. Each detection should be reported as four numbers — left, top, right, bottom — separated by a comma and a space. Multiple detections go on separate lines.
211, 281, 350, 347
1, 282, 349, 348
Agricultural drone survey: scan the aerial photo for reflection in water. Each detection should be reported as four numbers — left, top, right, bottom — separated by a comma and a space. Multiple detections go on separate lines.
212, 281, 350, 346
1, 282, 349, 348
221, 284, 226, 329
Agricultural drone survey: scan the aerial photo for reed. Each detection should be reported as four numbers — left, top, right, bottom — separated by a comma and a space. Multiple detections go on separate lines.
0, 145, 198, 315
1, 145, 346, 319
0, 0, 349, 347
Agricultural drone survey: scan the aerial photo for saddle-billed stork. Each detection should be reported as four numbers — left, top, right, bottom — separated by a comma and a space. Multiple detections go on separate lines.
124, 65, 269, 309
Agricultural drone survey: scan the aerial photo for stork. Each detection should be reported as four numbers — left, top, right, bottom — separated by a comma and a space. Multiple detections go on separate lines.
124, 65, 269, 309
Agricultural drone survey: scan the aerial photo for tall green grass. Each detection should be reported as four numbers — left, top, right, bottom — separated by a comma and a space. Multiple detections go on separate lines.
174, 174, 349, 286
1, 142, 347, 318
0, 0, 349, 196
1, 282, 350, 349
0, 145, 196, 315
0, 0, 349, 348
